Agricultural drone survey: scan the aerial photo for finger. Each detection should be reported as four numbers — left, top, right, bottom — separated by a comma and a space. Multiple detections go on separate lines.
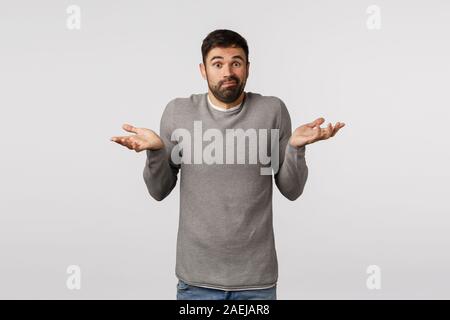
322, 122, 333, 140
313, 125, 321, 140
125, 138, 135, 150
330, 122, 339, 137
128, 137, 137, 148
306, 117, 325, 128
110, 136, 125, 142
321, 123, 332, 139
122, 123, 139, 134
111, 137, 125, 145
112, 137, 127, 145
111, 135, 128, 142
310, 126, 322, 143
113, 136, 133, 149
326, 123, 333, 139
332, 122, 346, 137
331, 122, 344, 137
113, 136, 129, 148
119, 137, 132, 149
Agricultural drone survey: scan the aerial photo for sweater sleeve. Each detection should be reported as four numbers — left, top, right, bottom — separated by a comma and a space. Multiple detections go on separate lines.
143, 99, 180, 201
274, 99, 309, 201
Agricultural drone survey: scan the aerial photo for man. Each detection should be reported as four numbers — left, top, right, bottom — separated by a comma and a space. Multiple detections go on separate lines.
111, 29, 345, 300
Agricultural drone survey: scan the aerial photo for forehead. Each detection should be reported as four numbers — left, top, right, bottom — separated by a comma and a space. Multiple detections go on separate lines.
206, 46, 246, 62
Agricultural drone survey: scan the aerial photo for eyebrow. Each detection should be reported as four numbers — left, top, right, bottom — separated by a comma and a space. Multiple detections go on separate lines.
209, 55, 245, 62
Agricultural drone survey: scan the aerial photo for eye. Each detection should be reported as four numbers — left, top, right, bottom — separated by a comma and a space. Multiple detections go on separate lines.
213, 63, 222, 68
233, 62, 241, 67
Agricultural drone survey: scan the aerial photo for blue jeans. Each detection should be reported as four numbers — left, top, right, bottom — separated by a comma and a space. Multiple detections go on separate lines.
176, 279, 277, 300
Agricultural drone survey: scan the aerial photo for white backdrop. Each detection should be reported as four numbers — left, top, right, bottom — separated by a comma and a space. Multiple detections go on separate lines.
0, 0, 449, 299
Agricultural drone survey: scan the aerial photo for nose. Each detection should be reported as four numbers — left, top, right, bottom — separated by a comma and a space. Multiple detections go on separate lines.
222, 63, 233, 78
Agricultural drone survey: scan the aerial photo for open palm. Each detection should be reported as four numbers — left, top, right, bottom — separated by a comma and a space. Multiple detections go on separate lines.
110, 124, 164, 152
289, 117, 345, 148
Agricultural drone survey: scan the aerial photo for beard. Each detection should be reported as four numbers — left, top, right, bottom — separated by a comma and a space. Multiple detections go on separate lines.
207, 74, 246, 104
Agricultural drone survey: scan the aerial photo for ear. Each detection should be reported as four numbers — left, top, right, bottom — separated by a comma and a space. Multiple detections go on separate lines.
246, 61, 250, 78
199, 63, 207, 80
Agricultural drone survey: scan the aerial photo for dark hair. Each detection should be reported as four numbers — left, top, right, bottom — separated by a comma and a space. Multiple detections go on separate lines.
201, 29, 249, 65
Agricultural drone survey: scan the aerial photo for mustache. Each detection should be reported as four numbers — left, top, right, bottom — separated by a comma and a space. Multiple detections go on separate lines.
220, 77, 239, 86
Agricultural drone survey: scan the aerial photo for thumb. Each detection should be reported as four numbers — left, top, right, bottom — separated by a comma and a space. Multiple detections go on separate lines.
122, 123, 139, 134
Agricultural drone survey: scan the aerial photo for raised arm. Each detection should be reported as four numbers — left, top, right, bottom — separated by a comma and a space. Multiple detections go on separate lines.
142, 99, 180, 201
110, 99, 180, 201
274, 99, 309, 201
274, 99, 346, 201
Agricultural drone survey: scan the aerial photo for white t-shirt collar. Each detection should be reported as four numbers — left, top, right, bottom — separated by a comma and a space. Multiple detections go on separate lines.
207, 94, 242, 112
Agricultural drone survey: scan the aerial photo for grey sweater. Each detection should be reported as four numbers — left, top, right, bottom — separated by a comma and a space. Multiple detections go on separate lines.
143, 92, 308, 291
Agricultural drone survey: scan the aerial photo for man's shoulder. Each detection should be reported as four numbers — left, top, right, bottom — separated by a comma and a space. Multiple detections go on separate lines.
247, 92, 287, 118
164, 93, 205, 111
248, 92, 284, 105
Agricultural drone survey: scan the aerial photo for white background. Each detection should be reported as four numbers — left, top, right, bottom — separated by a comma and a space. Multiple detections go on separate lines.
0, 0, 449, 299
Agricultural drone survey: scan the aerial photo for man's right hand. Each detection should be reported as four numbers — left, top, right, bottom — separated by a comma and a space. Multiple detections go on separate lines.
110, 123, 164, 152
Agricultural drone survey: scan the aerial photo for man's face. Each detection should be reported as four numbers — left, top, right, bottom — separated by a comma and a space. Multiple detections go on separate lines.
200, 46, 249, 103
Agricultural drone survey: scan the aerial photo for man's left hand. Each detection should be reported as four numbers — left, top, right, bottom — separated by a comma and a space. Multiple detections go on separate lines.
289, 117, 345, 148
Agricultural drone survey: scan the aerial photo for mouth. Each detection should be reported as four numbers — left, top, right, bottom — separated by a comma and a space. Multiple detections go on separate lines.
222, 81, 237, 88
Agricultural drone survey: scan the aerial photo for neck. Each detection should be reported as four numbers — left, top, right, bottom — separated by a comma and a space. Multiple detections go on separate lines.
208, 91, 245, 110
